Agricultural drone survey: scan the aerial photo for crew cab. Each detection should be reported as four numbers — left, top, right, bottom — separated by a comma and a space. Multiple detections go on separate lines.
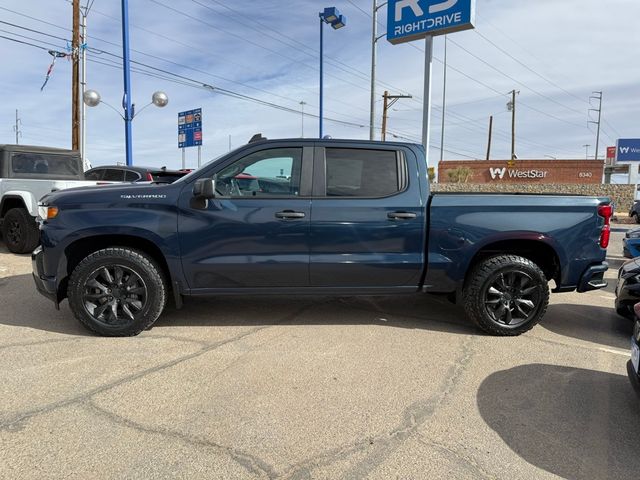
33, 138, 612, 337
0, 144, 104, 253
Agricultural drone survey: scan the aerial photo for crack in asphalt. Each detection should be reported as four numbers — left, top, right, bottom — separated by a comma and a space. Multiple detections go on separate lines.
416, 439, 496, 479
283, 334, 477, 479
0, 326, 270, 432
84, 400, 278, 479
0, 337, 77, 351
0, 300, 328, 479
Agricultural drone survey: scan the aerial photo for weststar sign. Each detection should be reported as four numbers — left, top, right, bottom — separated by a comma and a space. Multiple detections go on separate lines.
387, 0, 476, 45
489, 168, 549, 180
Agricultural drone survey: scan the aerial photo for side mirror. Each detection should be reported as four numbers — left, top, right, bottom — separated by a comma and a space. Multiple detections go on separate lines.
193, 178, 216, 199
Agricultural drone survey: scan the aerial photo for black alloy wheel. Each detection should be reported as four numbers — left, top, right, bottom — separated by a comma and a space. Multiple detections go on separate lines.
482, 270, 542, 328
82, 265, 148, 326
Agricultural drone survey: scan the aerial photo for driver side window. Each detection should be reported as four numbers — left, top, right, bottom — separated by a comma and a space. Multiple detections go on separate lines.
216, 148, 302, 197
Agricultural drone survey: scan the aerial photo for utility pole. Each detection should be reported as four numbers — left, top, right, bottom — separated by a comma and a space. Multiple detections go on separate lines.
439, 35, 448, 163
583, 144, 591, 160
13, 109, 22, 145
381, 90, 412, 141
486, 115, 493, 161
369, 0, 386, 141
507, 90, 519, 160
72, 0, 80, 151
299, 101, 306, 137
589, 91, 603, 161
79, 6, 87, 164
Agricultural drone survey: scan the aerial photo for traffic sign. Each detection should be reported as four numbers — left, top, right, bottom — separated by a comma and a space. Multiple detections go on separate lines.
387, 0, 476, 45
616, 139, 640, 162
607, 146, 616, 161
178, 108, 203, 148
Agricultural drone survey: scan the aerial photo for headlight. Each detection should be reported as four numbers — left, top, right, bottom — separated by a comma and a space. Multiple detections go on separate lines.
37, 205, 59, 221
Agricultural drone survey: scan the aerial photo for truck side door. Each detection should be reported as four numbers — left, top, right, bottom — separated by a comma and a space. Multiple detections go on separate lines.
178, 145, 313, 290
310, 145, 426, 289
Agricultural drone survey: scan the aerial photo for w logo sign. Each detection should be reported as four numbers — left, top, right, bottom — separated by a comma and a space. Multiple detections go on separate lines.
620, 147, 630, 154
489, 168, 506, 180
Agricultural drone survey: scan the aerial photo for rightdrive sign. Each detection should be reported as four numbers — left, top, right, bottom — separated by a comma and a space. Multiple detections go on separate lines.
617, 139, 640, 161
387, 0, 476, 45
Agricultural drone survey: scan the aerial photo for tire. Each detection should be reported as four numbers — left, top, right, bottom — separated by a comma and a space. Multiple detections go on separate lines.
68, 248, 166, 336
634, 213, 640, 224
1, 207, 40, 254
463, 255, 549, 336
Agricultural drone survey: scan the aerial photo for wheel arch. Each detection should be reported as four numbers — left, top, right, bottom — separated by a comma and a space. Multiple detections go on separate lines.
1, 193, 33, 218
465, 238, 562, 288
62, 234, 175, 295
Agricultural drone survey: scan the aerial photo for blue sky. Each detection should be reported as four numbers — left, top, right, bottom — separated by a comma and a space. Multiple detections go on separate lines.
0, 0, 638, 169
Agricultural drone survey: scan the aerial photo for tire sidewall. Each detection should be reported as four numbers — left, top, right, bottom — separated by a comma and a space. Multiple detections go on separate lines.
69, 249, 165, 336
2, 208, 34, 253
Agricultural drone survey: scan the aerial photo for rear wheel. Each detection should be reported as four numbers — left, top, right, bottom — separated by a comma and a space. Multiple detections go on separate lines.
68, 248, 166, 336
1, 207, 39, 254
463, 255, 549, 336
634, 212, 640, 224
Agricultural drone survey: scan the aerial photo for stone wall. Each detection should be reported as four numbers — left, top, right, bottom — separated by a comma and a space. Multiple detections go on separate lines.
431, 183, 636, 212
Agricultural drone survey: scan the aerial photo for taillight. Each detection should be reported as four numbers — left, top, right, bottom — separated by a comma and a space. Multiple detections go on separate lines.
598, 204, 613, 248
146, 172, 154, 181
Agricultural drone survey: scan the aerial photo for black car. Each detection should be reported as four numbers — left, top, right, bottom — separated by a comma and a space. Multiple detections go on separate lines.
616, 258, 640, 319
628, 305, 640, 395
84, 165, 191, 183
629, 200, 640, 224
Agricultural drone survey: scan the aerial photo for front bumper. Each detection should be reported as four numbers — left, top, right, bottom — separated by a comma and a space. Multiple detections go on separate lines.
576, 262, 608, 293
32, 245, 60, 308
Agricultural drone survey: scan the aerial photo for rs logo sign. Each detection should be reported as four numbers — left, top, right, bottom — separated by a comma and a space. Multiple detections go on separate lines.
489, 168, 506, 180
395, 0, 459, 21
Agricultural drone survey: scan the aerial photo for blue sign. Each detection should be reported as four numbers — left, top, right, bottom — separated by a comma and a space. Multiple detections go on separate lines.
387, 0, 476, 45
178, 108, 203, 148
617, 139, 640, 162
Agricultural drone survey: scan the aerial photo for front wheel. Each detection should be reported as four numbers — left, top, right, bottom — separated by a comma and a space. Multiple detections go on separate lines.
2, 207, 39, 254
463, 255, 549, 336
68, 248, 166, 336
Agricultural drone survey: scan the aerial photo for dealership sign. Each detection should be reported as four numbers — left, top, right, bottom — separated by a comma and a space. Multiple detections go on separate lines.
387, 0, 476, 45
489, 168, 549, 181
616, 139, 640, 162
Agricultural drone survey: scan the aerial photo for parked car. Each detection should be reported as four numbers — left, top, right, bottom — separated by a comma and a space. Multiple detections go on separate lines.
0, 144, 107, 253
627, 304, 640, 395
623, 228, 640, 258
629, 201, 640, 223
615, 257, 640, 318
33, 138, 612, 337
84, 165, 191, 184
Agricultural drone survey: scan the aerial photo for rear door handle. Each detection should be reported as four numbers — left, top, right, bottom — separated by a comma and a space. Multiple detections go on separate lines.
387, 211, 417, 220
276, 211, 306, 220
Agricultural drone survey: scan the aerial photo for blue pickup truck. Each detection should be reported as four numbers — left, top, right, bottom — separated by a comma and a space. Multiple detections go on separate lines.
32, 138, 612, 337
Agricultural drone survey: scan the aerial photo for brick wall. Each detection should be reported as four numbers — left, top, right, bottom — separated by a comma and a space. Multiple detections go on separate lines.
431, 183, 636, 213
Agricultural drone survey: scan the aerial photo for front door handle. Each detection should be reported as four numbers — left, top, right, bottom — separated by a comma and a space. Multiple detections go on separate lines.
276, 211, 306, 220
387, 211, 417, 221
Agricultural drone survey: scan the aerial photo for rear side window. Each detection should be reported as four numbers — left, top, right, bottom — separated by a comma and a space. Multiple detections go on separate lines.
103, 169, 125, 181
10, 152, 81, 180
325, 148, 403, 197
84, 169, 104, 181
125, 171, 141, 182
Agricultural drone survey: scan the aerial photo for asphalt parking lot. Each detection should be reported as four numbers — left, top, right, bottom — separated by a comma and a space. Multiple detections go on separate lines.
1, 227, 639, 480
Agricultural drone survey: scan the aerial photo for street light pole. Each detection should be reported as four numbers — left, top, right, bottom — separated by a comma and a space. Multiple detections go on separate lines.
318, 7, 346, 139
121, 0, 134, 166
369, 0, 378, 141
300, 101, 306, 137
319, 16, 324, 139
